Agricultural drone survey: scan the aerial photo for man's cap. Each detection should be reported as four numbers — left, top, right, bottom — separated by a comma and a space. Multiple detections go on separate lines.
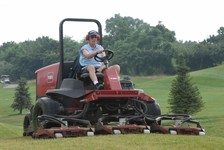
88, 30, 99, 36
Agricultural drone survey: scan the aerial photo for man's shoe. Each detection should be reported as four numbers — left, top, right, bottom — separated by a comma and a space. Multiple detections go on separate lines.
95, 83, 104, 90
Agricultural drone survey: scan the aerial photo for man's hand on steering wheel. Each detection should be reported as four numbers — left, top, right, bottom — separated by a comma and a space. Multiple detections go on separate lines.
94, 50, 114, 64
96, 49, 104, 54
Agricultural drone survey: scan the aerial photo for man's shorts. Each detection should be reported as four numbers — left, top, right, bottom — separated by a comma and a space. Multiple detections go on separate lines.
80, 66, 100, 74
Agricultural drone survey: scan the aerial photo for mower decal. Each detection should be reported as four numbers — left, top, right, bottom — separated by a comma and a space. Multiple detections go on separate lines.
110, 77, 118, 80
47, 72, 54, 83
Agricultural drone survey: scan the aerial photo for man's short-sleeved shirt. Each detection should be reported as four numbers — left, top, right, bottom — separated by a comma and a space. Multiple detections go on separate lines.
79, 43, 104, 68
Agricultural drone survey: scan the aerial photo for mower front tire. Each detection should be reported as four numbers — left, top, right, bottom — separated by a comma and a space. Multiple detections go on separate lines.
23, 113, 33, 136
32, 97, 61, 132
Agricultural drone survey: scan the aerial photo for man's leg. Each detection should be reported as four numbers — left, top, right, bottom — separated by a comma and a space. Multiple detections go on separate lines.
87, 65, 103, 89
109, 64, 120, 74
87, 65, 98, 84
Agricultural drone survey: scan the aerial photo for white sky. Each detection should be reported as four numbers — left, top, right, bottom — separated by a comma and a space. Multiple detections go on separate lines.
0, 0, 223, 45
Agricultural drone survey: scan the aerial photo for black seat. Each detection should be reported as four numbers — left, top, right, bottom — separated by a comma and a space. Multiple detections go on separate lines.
69, 56, 104, 79
80, 72, 104, 78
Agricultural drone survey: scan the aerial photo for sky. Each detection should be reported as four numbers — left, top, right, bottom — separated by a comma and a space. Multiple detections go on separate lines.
0, 0, 224, 45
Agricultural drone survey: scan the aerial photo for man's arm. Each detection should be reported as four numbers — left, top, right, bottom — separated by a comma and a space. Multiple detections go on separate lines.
82, 49, 104, 59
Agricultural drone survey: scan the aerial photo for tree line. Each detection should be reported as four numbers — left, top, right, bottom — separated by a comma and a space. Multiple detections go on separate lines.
0, 14, 224, 81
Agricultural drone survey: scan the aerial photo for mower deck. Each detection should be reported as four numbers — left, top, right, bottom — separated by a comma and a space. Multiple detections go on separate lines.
32, 114, 205, 138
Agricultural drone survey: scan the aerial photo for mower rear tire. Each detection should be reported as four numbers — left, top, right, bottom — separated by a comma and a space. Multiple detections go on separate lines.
145, 101, 161, 116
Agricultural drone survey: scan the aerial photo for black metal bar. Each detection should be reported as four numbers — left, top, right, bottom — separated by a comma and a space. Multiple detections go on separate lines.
58, 18, 103, 86
38, 115, 66, 126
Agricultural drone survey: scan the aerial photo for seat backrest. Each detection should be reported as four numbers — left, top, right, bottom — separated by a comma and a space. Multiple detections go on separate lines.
68, 56, 82, 79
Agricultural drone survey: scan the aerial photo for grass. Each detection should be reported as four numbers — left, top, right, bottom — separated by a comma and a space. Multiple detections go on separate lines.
0, 65, 224, 149
0, 134, 224, 150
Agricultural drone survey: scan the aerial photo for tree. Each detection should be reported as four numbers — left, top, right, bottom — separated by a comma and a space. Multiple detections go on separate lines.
0, 61, 14, 75
168, 55, 204, 115
104, 14, 176, 75
11, 78, 32, 114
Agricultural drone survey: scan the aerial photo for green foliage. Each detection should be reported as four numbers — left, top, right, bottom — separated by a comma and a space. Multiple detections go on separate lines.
105, 14, 176, 75
63, 36, 82, 61
0, 37, 60, 80
11, 78, 32, 114
0, 61, 14, 76
168, 55, 204, 114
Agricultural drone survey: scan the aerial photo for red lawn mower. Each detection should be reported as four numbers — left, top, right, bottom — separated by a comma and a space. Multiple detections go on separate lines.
23, 18, 205, 138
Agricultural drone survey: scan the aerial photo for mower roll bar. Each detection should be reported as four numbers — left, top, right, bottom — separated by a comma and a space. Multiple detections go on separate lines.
58, 18, 103, 85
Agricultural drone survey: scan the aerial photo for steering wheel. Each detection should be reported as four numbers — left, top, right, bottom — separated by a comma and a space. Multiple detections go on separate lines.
94, 49, 114, 63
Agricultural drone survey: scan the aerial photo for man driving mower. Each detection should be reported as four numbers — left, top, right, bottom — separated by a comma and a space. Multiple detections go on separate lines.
79, 30, 120, 89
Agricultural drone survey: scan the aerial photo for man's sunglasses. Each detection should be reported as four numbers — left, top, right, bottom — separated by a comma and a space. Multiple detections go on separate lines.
90, 35, 97, 39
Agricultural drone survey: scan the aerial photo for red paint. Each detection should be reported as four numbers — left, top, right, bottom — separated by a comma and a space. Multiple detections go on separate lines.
35, 63, 59, 97
103, 68, 122, 90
